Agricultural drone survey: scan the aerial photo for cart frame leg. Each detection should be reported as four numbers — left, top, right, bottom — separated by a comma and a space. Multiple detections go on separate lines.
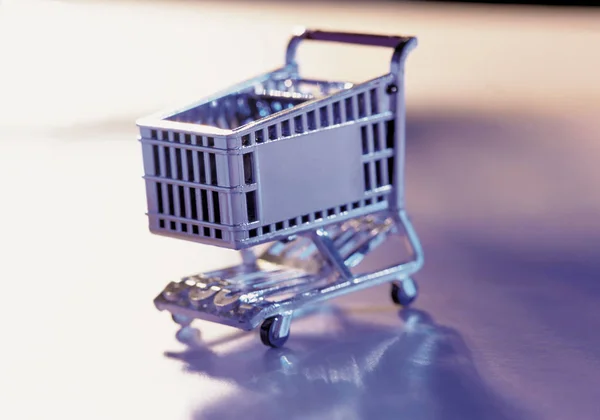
395, 209, 424, 275
310, 209, 423, 282
240, 248, 257, 266
310, 228, 354, 280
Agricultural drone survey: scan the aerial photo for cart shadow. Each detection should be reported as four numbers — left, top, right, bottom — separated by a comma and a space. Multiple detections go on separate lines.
165, 308, 532, 420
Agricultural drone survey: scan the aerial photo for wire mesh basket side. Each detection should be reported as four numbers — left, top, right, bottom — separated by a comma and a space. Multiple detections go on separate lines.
232, 75, 399, 246
140, 127, 240, 246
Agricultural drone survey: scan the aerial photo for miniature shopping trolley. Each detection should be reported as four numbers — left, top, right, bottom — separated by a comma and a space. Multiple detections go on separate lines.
137, 29, 424, 347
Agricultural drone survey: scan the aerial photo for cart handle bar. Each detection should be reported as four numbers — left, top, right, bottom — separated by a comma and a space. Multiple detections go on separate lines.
285, 28, 417, 79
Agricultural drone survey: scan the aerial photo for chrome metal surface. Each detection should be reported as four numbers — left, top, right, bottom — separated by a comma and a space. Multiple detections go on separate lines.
145, 29, 423, 344
137, 28, 417, 250
154, 209, 423, 333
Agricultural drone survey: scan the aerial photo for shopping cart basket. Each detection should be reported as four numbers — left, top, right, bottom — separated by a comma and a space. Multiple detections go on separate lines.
137, 29, 424, 347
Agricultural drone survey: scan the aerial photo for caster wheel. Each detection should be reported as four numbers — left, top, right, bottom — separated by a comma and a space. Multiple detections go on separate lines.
172, 314, 192, 327
391, 278, 418, 306
260, 316, 290, 348
175, 326, 201, 345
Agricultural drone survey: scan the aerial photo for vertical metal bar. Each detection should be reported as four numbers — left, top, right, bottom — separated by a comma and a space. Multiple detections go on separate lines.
169, 145, 181, 230
169, 145, 177, 179
301, 112, 308, 134
369, 159, 377, 194
172, 182, 181, 230
181, 146, 189, 181
204, 152, 211, 185
207, 187, 215, 227
365, 119, 375, 153
158, 146, 170, 218
340, 98, 347, 123
352, 95, 359, 122
192, 149, 200, 183
181, 148, 192, 221
377, 121, 385, 152
382, 154, 390, 186
365, 88, 373, 116
209, 153, 218, 185
227, 154, 241, 187
240, 248, 257, 266
392, 82, 406, 209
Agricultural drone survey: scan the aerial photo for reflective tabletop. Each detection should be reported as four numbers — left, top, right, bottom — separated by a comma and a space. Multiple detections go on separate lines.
0, 1, 599, 419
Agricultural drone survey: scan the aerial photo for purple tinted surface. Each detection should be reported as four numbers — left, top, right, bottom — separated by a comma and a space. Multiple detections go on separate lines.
165, 111, 600, 420
2, 2, 599, 420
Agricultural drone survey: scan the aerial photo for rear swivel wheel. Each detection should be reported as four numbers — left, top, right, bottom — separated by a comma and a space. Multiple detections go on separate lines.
260, 316, 290, 348
391, 277, 418, 306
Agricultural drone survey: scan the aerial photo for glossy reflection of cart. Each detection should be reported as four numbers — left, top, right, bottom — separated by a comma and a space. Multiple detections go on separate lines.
137, 29, 424, 347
